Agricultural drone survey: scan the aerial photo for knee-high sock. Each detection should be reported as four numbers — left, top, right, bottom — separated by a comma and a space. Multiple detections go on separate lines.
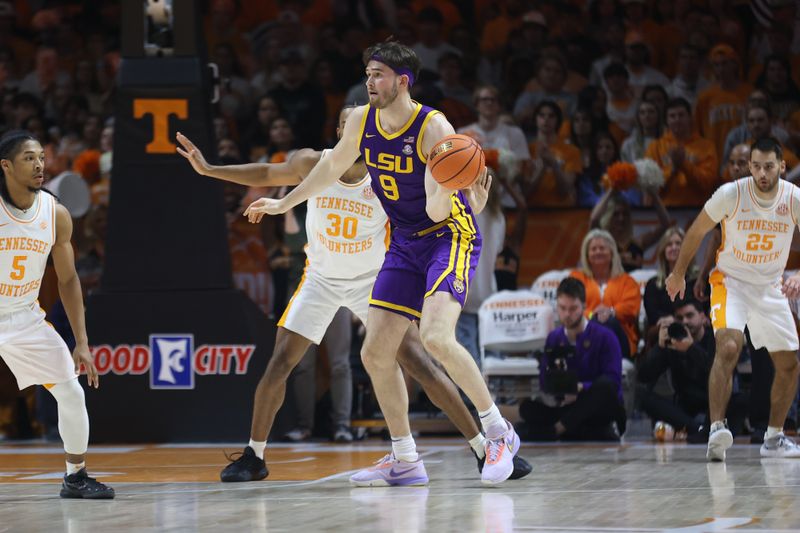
47, 378, 89, 456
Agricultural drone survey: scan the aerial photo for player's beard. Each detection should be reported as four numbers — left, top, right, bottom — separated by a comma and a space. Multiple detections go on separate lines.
376, 81, 399, 109
755, 175, 778, 193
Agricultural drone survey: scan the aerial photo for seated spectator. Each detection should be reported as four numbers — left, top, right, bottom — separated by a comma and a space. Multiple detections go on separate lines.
638, 296, 746, 441
518, 277, 626, 441
645, 97, 718, 206
694, 44, 752, 161
567, 106, 596, 169
644, 227, 698, 345
576, 131, 629, 208
620, 99, 662, 163
457, 85, 530, 206
623, 30, 670, 99
591, 190, 670, 272
720, 90, 790, 164
603, 62, 637, 139
514, 51, 576, 132
242, 95, 281, 162
721, 104, 799, 178
411, 7, 460, 76
435, 52, 473, 108
755, 54, 800, 124
525, 100, 582, 207
667, 44, 711, 109
641, 84, 669, 124
569, 229, 641, 358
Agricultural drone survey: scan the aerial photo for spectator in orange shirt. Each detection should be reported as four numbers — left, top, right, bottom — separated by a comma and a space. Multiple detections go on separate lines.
694, 44, 753, 160
646, 97, 719, 206
570, 228, 642, 359
526, 100, 582, 207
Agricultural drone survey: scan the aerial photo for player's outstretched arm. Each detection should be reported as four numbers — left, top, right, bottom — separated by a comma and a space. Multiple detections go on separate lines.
665, 209, 716, 301
423, 114, 458, 222
51, 204, 99, 388
244, 106, 365, 223
176, 132, 305, 187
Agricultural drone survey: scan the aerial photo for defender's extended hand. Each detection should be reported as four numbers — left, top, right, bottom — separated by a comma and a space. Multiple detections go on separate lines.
176, 132, 211, 176
244, 197, 286, 223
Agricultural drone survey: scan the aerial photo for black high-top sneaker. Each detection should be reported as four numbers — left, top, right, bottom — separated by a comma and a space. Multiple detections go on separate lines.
60, 468, 115, 499
220, 446, 269, 482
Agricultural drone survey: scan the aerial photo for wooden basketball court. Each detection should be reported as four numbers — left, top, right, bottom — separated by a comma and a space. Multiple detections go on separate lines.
0, 438, 798, 531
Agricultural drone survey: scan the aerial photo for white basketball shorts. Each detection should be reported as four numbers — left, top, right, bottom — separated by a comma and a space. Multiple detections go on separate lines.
709, 269, 799, 352
0, 306, 76, 390
278, 267, 378, 344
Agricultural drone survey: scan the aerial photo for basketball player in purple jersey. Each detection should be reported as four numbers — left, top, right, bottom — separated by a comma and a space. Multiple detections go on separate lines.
246, 41, 522, 485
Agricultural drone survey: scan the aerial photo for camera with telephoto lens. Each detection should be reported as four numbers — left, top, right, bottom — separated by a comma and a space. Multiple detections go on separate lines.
538, 345, 579, 397
666, 322, 689, 344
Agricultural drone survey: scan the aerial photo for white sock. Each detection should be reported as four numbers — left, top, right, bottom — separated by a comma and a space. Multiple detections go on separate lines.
391, 435, 418, 462
479, 404, 507, 439
66, 461, 85, 475
249, 439, 267, 459
765, 426, 783, 440
469, 433, 487, 459
710, 420, 726, 433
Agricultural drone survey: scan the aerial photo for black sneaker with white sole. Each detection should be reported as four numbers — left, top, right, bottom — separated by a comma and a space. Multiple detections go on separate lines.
60, 468, 115, 499
474, 450, 533, 480
220, 446, 269, 482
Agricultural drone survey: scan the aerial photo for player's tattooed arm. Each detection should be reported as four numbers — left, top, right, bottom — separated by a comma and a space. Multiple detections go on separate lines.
52, 204, 100, 388
176, 132, 308, 186
423, 113, 458, 222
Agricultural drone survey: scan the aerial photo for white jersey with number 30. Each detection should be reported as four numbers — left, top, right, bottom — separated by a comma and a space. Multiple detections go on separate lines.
704, 177, 800, 284
304, 150, 389, 279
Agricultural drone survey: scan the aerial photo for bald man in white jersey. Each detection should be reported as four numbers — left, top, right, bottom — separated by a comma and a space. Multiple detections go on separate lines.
667, 137, 800, 461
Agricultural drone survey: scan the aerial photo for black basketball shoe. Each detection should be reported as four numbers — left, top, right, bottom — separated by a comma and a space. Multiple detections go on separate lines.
60, 468, 115, 499
220, 446, 269, 482
474, 450, 533, 480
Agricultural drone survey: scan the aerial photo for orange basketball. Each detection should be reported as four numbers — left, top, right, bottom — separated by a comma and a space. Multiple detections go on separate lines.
428, 134, 485, 190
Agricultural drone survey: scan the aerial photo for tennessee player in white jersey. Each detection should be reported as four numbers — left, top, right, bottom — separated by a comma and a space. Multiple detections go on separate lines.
667, 137, 800, 462
0, 131, 113, 498
176, 106, 532, 483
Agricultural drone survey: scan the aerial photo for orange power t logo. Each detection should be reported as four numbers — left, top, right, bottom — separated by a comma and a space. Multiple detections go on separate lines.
133, 99, 188, 153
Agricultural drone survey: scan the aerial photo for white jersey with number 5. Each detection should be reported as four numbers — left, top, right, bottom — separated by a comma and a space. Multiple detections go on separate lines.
704, 177, 800, 284
0, 192, 56, 314
305, 150, 389, 279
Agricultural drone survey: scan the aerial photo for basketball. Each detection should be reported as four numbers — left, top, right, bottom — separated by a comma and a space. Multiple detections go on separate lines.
428, 134, 485, 190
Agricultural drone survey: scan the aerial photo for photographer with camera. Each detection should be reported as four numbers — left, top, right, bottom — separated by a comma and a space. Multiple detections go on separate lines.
518, 278, 627, 441
638, 297, 745, 442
